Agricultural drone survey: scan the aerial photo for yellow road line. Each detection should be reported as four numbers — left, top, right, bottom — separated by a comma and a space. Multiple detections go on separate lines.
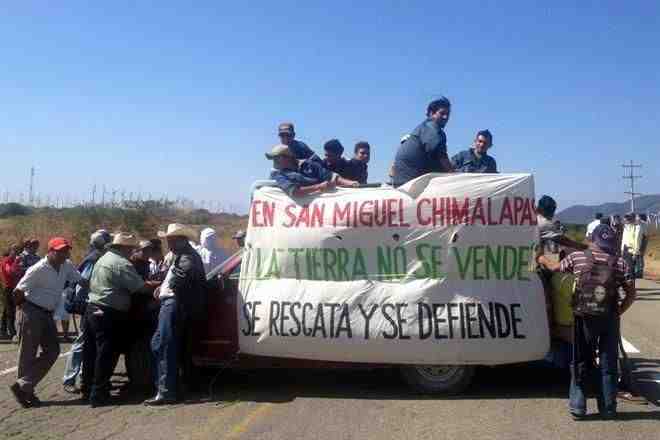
190, 402, 274, 440
225, 403, 274, 439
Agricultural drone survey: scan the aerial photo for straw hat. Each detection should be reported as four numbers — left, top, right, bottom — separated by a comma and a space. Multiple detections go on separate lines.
109, 233, 138, 248
157, 223, 197, 242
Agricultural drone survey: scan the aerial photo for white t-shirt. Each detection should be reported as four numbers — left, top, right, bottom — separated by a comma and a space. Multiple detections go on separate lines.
16, 258, 82, 311
158, 266, 176, 299
622, 223, 646, 255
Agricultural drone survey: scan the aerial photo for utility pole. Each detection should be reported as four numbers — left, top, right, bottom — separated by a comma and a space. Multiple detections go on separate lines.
622, 161, 642, 213
28, 166, 35, 206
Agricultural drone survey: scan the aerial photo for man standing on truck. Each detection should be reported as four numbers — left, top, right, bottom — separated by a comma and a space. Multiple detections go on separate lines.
266, 144, 359, 197
277, 122, 319, 161
451, 129, 498, 173
145, 224, 205, 406
537, 224, 636, 420
391, 97, 453, 187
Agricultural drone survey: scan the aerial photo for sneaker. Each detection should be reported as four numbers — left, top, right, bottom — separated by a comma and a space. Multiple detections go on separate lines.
9, 383, 32, 408
570, 411, 586, 421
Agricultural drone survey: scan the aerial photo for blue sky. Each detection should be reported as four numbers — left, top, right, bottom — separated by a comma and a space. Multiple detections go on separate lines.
1, 1, 658, 213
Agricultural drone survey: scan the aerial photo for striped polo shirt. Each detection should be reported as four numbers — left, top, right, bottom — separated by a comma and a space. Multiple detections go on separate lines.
559, 249, 629, 285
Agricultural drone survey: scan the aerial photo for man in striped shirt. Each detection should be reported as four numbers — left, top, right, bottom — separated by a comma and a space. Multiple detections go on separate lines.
538, 224, 636, 420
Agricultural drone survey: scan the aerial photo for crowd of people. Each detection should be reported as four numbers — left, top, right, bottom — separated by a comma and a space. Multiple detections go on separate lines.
586, 212, 649, 280
0, 96, 648, 420
2, 224, 244, 409
267, 96, 498, 196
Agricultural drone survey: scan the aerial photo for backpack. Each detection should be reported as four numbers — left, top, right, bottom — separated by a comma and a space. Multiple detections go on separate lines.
572, 249, 618, 316
64, 261, 95, 315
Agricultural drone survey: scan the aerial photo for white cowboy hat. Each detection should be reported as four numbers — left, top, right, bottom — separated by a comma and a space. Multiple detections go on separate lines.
109, 232, 138, 247
157, 223, 197, 242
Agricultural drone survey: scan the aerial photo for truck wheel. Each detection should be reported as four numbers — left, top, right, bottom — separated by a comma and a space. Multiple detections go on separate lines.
400, 365, 475, 395
125, 333, 154, 391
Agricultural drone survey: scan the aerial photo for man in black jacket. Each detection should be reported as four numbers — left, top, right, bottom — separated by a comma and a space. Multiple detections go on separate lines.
145, 224, 205, 406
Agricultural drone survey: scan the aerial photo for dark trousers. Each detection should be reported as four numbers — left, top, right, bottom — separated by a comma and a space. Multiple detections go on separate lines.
82, 304, 128, 401
1, 287, 17, 337
570, 315, 619, 415
151, 297, 181, 399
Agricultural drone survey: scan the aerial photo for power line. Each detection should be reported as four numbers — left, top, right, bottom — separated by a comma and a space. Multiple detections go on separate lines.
622, 160, 642, 213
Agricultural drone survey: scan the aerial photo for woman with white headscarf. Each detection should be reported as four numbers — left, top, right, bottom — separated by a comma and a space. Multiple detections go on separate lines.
196, 228, 228, 274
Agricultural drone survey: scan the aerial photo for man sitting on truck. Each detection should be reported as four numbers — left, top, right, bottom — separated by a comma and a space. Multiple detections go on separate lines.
537, 224, 636, 420
322, 139, 353, 179
277, 122, 319, 161
451, 129, 498, 173
346, 141, 370, 184
266, 144, 359, 197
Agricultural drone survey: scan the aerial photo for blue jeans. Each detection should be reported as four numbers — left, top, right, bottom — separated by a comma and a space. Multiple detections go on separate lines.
570, 315, 619, 415
63, 326, 85, 386
152, 298, 179, 399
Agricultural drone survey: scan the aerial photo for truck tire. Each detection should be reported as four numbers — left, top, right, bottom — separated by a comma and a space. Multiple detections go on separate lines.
125, 332, 154, 391
400, 365, 475, 395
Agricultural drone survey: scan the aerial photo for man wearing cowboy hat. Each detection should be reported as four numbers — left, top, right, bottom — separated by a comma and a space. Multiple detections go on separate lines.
145, 224, 205, 406
83, 233, 158, 407
10, 237, 87, 408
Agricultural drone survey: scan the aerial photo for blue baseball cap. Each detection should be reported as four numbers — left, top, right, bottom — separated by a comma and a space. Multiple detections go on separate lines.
592, 224, 617, 254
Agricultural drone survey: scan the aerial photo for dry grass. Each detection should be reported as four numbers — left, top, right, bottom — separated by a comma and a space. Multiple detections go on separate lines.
0, 207, 247, 265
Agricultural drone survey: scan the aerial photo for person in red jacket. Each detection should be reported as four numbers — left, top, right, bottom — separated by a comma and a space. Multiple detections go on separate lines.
1, 244, 25, 339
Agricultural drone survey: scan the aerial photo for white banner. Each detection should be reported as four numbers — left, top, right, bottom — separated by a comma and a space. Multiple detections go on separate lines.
238, 173, 550, 365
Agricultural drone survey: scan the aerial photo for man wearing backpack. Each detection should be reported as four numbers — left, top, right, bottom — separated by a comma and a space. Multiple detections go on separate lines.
62, 230, 111, 394
538, 224, 636, 420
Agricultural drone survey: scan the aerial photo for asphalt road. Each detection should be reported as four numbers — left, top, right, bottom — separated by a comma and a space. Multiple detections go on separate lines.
1, 280, 659, 440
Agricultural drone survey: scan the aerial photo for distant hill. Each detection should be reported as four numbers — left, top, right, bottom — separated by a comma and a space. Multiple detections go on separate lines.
557, 195, 660, 224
